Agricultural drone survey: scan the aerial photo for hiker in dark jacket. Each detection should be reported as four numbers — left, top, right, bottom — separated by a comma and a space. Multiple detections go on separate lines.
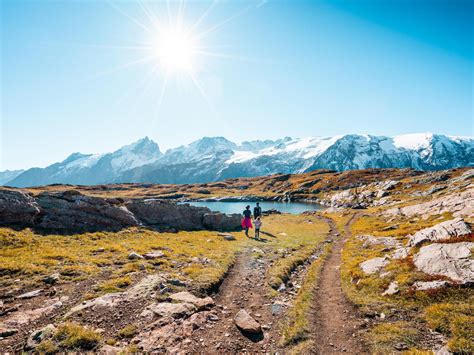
253, 202, 262, 219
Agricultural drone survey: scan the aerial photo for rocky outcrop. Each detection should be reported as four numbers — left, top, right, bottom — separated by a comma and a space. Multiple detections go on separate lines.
126, 199, 207, 230
408, 218, 471, 246
202, 212, 242, 231
413, 280, 449, 291
35, 190, 139, 231
413, 242, 474, 284
0, 189, 40, 225
126, 199, 241, 231
385, 189, 474, 219
0, 189, 242, 232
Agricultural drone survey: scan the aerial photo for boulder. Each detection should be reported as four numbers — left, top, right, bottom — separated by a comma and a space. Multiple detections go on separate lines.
413, 242, 474, 284
413, 280, 449, 291
360, 257, 389, 275
0, 189, 41, 225
169, 291, 214, 310
36, 190, 139, 231
408, 218, 471, 246
202, 212, 242, 231
234, 309, 261, 334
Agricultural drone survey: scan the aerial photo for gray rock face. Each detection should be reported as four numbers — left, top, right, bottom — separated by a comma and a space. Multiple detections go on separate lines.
360, 257, 389, 275
0, 189, 243, 232
408, 218, 471, 246
385, 189, 474, 219
36, 190, 139, 231
126, 199, 207, 230
202, 212, 242, 231
0, 189, 41, 225
413, 242, 474, 284
413, 280, 449, 291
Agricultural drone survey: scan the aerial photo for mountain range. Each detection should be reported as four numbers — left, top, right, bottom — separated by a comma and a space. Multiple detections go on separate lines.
3, 133, 473, 187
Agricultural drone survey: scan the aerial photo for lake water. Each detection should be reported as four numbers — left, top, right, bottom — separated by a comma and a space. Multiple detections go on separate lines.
184, 201, 324, 215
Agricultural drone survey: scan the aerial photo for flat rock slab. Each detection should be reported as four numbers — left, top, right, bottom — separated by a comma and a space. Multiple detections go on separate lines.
234, 309, 261, 334
143, 302, 197, 319
169, 291, 214, 310
413, 242, 474, 284
144, 251, 165, 259
360, 257, 389, 275
16, 289, 42, 299
408, 218, 471, 246
413, 280, 449, 291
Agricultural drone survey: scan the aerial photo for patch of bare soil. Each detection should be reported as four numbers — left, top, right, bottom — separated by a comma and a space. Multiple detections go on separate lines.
310, 214, 368, 354
188, 250, 284, 353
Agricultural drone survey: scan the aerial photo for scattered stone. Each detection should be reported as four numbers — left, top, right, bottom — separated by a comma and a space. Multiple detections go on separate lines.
359, 257, 389, 275
413, 280, 449, 291
26, 324, 56, 350
234, 309, 261, 334
382, 281, 399, 296
413, 242, 474, 284
169, 292, 214, 310
128, 252, 144, 260
278, 232, 288, 236
271, 302, 285, 315
42, 273, 60, 285
408, 218, 471, 246
217, 233, 236, 241
277, 283, 286, 292
16, 289, 42, 299
143, 251, 165, 259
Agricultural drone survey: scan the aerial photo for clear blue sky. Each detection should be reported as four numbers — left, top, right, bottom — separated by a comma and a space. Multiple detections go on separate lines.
1, 0, 473, 170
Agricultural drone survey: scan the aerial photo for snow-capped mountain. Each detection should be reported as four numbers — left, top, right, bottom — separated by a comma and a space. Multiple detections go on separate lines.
7, 137, 162, 187
3, 133, 473, 187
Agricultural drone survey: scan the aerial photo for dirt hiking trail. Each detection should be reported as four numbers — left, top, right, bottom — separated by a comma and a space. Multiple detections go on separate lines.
311, 214, 367, 354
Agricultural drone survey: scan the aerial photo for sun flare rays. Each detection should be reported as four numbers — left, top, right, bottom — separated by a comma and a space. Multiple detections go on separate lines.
86, 0, 261, 114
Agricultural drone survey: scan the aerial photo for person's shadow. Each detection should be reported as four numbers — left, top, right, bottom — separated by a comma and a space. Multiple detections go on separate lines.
260, 231, 276, 238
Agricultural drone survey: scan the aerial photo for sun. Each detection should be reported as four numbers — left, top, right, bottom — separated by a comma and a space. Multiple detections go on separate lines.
153, 28, 198, 73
